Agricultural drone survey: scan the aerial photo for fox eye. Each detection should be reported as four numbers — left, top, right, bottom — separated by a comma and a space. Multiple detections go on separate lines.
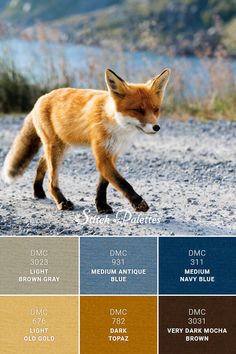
133, 108, 145, 114
154, 107, 160, 113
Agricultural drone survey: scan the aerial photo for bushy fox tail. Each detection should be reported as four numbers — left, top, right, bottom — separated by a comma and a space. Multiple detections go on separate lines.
2, 113, 41, 184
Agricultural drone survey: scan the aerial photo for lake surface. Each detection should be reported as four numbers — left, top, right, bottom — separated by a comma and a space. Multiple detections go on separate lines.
0, 38, 235, 97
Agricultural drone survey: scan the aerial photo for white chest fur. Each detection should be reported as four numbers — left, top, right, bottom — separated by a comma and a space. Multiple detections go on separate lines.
104, 123, 137, 156
104, 100, 138, 156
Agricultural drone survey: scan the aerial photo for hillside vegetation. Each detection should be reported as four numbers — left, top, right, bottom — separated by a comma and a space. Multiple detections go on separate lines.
0, 0, 123, 23
0, 0, 236, 56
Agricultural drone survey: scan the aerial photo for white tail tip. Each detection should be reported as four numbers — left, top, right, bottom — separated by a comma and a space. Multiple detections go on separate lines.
2, 158, 16, 184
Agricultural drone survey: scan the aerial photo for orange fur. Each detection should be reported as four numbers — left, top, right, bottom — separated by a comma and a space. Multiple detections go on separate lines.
3, 68, 170, 212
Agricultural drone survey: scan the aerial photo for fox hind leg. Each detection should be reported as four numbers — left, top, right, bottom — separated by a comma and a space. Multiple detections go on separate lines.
44, 140, 74, 211
33, 155, 47, 199
95, 175, 113, 214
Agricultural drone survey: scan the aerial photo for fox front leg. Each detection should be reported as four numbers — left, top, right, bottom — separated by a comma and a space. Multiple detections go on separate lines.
93, 144, 149, 212
96, 175, 113, 214
110, 172, 149, 212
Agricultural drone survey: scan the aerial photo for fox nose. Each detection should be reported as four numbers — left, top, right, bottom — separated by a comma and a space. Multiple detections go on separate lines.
153, 125, 160, 132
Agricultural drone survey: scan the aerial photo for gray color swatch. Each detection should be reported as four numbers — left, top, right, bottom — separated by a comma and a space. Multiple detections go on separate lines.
0, 237, 78, 294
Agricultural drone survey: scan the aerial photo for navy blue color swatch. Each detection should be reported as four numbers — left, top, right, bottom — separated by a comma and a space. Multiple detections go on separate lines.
80, 237, 157, 294
159, 237, 236, 294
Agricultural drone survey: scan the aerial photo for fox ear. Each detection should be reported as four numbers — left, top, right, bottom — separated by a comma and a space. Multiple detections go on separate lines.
147, 68, 171, 95
105, 69, 127, 97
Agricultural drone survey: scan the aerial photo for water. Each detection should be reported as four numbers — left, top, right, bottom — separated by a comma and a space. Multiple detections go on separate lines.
0, 38, 235, 97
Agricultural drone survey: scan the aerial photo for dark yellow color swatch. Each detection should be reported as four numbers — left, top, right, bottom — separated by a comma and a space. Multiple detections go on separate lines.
0, 296, 78, 354
80, 296, 157, 354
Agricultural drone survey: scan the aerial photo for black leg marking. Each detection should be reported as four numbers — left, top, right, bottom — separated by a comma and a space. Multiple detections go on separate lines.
115, 175, 149, 212
34, 181, 46, 199
51, 187, 74, 211
96, 176, 113, 214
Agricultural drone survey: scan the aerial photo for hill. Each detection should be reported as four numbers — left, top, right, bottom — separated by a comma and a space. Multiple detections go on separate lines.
0, 0, 123, 24
0, 0, 236, 56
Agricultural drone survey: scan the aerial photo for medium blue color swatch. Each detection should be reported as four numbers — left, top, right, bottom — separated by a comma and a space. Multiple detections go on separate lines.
80, 237, 157, 294
159, 237, 236, 294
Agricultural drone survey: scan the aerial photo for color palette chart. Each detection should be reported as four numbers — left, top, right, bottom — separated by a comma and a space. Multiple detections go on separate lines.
0, 236, 236, 353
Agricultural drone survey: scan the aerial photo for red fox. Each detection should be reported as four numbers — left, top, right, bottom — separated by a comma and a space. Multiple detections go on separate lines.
2, 68, 170, 213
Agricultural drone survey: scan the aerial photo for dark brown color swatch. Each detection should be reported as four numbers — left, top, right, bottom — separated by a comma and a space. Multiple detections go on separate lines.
159, 296, 236, 354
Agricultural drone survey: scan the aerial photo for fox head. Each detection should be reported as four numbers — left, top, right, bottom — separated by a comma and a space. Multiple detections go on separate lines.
105, 68, 171, 134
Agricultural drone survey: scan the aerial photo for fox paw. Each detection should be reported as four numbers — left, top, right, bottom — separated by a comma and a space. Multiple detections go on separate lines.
57, 200, 74, 211
34, 186, 46, 199
97, 204, 113, 214
133, 199, 149, 212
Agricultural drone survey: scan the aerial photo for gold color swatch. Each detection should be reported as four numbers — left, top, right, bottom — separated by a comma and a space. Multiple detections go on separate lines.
0, 296, 78, 354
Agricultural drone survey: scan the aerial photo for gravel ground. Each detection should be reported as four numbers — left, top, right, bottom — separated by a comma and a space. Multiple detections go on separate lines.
0, 116, 235, 236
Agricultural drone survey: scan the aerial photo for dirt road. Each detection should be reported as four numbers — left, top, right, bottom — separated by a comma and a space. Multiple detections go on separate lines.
0, 116, 235, 236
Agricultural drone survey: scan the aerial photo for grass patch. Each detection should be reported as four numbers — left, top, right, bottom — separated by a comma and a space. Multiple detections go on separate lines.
164, 88, 236, 121
0, 59, 72, 113
163, 59, 236, 121
0, 63, 43, 113
0, 48, 235, 121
